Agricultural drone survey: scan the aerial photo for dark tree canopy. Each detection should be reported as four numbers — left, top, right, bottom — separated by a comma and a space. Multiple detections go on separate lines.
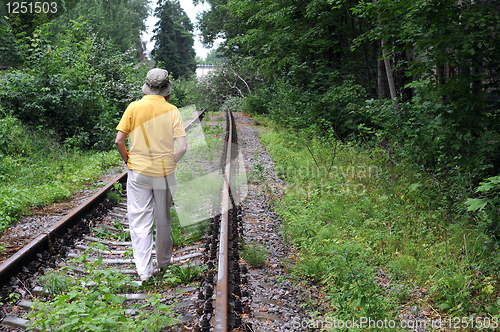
0, 0, 150, 66
151, 0, 197, 79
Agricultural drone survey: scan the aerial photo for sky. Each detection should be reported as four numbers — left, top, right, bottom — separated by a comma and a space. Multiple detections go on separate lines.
142, 0, 218, 60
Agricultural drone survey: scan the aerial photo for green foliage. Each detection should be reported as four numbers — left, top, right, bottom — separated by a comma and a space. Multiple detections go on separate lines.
107, 191, 123, 204
92, 227, 114, 240
8, 292, 21, 304
113, 220, 131, 242
28, 243, 179, 331
0, 114, 32, 156
197, 49, 224, 65
241, 241, 268, 268
195, 0, 243, 50
360, 97, 500, 173
0, 20, 149, 150
242, 76, 368, 137
258, 122, 500, 321
170, 264, 207, 284
0, 113, 122, 232
1, 0, 72, 67
93, 221, 130, 242
322, 243, 386, 320
40, 268, 74, 296
219, 96, 244, 113
151, 0, 196, 79
51, 0, 149, 55
466, 175, 500, 239
200, 0, 500, 193
2, 0, 148, 60
169, 209, 208, 247
354, 0, 500, 97
0, 16, 22, 67
113, 182, 123, 194
221, 0, 354, 81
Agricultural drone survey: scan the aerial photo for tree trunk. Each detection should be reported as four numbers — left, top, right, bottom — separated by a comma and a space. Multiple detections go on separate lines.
377, 12, 399, 109
378, 48, 389, 99
381, 38, 399, 109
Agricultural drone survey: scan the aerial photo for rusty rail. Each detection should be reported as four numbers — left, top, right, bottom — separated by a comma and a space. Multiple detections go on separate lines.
214, 110, 233, 331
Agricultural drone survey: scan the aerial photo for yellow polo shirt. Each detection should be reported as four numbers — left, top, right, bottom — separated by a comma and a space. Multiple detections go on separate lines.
116, 95, 186, 177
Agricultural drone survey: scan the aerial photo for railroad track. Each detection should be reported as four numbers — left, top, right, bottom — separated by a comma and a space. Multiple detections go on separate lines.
0, 109, 249, 331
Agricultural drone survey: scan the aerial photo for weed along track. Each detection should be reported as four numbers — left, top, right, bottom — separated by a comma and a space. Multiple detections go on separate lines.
0, 110, 320, 332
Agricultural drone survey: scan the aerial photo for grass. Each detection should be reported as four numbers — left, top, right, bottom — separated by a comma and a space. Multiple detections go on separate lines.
39, 267, 74, 296
170, 264, 207, 284
255, 117, 500, 328
241, 241, 268, 268
106, 191, 123, 204
0, 114, 122, 233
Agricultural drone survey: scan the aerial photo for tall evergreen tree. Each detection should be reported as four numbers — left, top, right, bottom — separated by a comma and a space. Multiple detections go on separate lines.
151, 0, 196, 79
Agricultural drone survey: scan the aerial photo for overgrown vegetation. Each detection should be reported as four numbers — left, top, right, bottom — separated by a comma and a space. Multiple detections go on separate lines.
193, 0, 500, 240
241, 241, 268, 269
170, 209, 208, 247
0, 1, 156, 231
29, 243, 180, 331
257, 122, 500, 327
0, 112, 122, 233
93, 220, 130, 242
2, 0, 500, 325
0, 20, 149, 150
151, 0, 197, 79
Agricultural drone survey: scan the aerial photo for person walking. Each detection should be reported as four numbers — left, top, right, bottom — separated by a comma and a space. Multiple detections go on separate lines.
115, 68, 187, 282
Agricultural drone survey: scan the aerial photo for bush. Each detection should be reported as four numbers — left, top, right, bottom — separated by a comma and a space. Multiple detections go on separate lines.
466, 175, 500, 238
241, 241, 268, 268
0, 17, 22, 67
0, 20, 149, 151
242, 74, 369, 136
360, 99, 500, 175
0, 114, 31, 156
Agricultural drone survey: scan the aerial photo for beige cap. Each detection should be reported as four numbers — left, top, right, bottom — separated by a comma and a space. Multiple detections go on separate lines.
142, 68, 172, 97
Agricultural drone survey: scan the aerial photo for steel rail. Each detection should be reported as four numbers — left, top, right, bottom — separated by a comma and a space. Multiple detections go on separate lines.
184, 109, 206, 132
0, 109, 206, 287
214, 110, 232, 332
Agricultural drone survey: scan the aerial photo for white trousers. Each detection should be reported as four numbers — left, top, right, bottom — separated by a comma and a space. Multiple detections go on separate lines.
126, 170, 177, 280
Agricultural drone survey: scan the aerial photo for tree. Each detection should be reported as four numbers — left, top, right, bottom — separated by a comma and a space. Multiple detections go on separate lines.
197, 48, 224, 65
51, 0, 150, 55
198, 0, 378, 91
1, 0, 149, 65
1, 0, 79, 67
151, 0, 196, 79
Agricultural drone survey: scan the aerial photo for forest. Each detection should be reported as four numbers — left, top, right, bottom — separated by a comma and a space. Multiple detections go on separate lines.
2, 0, 500, 328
